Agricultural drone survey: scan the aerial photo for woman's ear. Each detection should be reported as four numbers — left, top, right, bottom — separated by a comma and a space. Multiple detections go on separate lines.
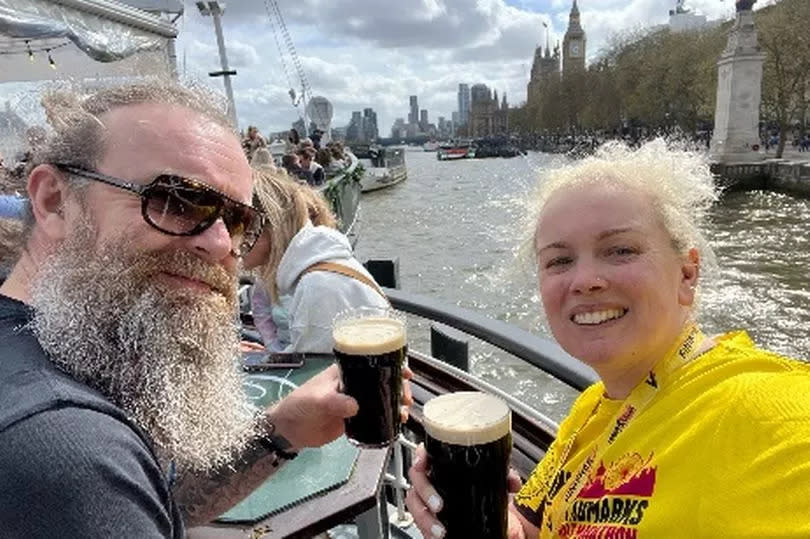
678, 248, 700, 307
27, 165, 69, 242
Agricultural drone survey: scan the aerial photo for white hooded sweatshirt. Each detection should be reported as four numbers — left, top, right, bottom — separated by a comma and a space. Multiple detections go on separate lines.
276, 222, 389, 354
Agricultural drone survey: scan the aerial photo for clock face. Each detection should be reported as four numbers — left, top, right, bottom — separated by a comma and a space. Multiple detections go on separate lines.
570, 42, 581, 56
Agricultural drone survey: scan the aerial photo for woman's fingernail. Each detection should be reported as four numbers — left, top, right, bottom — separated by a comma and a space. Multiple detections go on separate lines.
431, 523, 445, 538
428, 494, 442, 512
413, 455, 422, 467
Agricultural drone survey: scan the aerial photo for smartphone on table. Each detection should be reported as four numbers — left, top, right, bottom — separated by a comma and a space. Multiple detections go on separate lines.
243, 351, 307, 371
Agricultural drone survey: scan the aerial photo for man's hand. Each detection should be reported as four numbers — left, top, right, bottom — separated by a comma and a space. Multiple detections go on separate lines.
266, 364, 358, 449
267, 363, 413, 450
401, 365, 414, 423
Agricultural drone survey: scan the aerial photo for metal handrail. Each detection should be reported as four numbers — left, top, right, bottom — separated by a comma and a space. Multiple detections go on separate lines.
383, 287, 597, 391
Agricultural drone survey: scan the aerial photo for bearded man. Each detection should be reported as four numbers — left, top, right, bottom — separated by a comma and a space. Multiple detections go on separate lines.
0, 82, 362, 537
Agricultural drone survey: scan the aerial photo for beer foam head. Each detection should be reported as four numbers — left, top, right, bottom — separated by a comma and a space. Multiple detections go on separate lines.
423, 392, 511, 446
333, 316, 406, 355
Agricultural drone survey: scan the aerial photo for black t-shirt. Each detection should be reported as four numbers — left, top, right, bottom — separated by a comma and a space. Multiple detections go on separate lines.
0, 294, 185, 538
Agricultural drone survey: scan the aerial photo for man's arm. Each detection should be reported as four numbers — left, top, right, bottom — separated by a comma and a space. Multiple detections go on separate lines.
0, 408, 177, 538
173, 438, 283, 527
175, 365, 359, 526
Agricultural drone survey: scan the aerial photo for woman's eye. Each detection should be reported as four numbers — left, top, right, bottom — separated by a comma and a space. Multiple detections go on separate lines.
545, 256, 573, 269
609, 246, 637, 257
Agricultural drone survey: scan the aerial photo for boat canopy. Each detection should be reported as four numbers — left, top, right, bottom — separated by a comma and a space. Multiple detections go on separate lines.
0, 0, 178, 83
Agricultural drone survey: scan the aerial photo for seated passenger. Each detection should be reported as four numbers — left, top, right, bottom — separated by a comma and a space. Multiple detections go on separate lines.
297, 147, 324, 185
280, 153, 313, 184
241, 125, 267, 161
328, 142, 346, 169
284, 128, 300, 153
243, 169, 388, 353
0, 81, 364, 537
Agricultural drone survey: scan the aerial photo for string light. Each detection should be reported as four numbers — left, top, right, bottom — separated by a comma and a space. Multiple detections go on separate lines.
0, 41, 70, 58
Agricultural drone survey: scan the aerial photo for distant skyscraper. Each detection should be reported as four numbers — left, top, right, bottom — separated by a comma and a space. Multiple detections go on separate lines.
409, 95, 419, 125
457, 83, 471, 125
347, 111, 362, 141
391, 117, 406, 139
420, 109, 428, 129
363, 107, 379, 141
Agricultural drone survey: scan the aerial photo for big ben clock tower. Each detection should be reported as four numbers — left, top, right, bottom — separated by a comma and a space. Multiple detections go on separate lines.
563, 0, 586, 76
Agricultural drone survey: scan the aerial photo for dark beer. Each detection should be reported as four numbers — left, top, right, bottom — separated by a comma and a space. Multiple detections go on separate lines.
333, 315, 406, 447
424, 392, 512, 539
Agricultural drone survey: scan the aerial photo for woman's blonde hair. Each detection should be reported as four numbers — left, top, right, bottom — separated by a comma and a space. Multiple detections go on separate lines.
252, 168, 337, 301
522, 138, 720, 315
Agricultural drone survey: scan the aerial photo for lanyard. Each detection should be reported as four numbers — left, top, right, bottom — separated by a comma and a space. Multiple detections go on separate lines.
546, 323, 705, 533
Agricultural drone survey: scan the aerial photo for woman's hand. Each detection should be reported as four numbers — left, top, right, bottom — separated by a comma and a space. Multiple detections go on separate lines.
405, 444, 446, 538
507, 468, 527, 539
405, 443, 530, 539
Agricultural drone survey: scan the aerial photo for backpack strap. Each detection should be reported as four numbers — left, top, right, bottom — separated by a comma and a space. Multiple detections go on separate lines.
301, 261, 389, 304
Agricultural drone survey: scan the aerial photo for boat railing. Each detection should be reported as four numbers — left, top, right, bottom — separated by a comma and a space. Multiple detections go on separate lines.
319, 151, 362, 243
383, 287, 597, 390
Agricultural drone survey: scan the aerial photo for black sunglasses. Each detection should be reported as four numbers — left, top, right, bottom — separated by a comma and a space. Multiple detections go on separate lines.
56, 165, 265, 257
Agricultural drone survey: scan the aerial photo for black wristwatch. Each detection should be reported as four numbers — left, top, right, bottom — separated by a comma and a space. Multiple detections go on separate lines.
257, 419, 298, 461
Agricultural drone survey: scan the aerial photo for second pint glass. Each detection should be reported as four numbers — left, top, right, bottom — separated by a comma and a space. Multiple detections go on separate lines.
424, 391, 512, 538
333, 307, 406, 447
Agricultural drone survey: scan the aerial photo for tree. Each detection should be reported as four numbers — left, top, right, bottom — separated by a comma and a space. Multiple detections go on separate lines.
757, 0, 810, 157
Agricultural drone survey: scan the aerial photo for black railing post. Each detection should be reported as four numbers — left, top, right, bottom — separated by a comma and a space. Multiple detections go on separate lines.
430, 323, 470, 372
364, 258, 400, 289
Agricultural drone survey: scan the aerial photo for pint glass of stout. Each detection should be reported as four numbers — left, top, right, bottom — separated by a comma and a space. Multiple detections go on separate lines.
333, 308, 406, 448
423, 391, 512, 539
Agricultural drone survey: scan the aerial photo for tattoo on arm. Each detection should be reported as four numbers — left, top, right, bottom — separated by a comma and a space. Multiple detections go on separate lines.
174, 440, 285, 527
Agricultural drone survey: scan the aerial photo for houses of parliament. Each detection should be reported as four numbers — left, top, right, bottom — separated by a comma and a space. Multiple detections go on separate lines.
527, 0, 586, 106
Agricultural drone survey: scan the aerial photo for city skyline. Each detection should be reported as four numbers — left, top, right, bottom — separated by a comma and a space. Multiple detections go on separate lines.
0, 0, 767, 137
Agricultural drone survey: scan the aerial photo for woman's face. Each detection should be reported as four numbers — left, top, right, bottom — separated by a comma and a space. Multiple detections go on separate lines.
241, 228, 270, 270
534, 183, 699, 372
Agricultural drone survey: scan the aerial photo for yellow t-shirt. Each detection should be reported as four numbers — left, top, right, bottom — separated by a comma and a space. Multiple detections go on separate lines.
514, 331, 810, 538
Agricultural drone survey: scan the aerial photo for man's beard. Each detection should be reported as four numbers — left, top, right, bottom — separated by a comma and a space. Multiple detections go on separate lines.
29, 216, 259, 473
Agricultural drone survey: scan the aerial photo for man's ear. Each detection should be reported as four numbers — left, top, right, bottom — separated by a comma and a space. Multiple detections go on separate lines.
27, 164, 70, 241
678, 247, 700, 307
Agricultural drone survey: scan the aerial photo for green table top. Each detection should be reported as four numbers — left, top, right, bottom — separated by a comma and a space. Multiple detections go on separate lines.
217, 356, 361, 525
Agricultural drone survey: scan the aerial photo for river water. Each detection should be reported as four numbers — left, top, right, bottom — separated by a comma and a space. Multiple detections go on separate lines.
354, 150, 810, 422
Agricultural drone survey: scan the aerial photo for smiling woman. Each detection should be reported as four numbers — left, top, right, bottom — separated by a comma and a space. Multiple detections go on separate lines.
406, 139, 810, 539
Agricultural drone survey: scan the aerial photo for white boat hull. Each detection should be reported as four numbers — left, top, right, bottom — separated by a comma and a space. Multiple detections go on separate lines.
360, 164, 408, 193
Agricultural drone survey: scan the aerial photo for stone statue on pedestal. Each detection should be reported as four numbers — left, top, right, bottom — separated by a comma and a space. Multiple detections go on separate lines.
736, 0, 756, 12
710, 0, 765, 163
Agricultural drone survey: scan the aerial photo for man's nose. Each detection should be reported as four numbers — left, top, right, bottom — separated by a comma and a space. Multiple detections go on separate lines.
186, 218, 235, 266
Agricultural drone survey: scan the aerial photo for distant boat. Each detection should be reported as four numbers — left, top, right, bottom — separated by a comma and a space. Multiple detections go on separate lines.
423, 140, 440, 152
437, 140, 476, 161
355, 146, 408, 193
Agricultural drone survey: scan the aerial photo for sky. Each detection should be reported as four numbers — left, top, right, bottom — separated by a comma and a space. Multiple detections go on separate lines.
173, 0, 754, 137
3, 0, 770, 139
